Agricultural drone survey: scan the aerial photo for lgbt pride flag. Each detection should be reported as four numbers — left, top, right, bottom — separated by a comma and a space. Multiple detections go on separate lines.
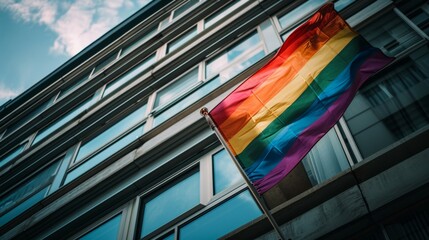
208, 3, 394, 194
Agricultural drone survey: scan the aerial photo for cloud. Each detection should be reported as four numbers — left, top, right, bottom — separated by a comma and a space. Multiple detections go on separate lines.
1, 0, 150, 56
0, 83, 19, 101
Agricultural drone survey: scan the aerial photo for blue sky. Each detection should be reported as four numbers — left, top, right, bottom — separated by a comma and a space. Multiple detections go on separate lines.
0, 0, 151, 106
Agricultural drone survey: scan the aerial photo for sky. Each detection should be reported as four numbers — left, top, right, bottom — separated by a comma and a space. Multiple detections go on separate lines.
0, 0, 152, 107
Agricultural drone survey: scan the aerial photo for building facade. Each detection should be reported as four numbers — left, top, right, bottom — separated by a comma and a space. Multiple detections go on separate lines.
0, 0, 428, 239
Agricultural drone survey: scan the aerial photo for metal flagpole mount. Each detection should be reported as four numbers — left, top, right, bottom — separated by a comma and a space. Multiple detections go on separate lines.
200, 107, 287, 240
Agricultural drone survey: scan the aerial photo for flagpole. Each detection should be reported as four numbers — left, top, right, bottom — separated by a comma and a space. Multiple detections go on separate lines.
200, 107, 287, 240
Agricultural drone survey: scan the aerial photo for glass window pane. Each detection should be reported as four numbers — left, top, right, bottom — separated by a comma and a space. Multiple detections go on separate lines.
121, 26, 157, 56
103, 54, 156, 97
92, 52, 118, 76
278, 0, 326, 30
344, 46, 429, 158
140, 171, 200, 238
32, 96, 95, 145
301, 128, 349, 186
0, 160, 60, 227
154, 68, 198, 109
4, 99, 51, 137
206, 31, 261, 79
212, 149, 241, 194
75, 104, 147, 162
360, 11, 423, 56
405, 4, 429, 36
204, 0, 240, 29
0, 187, 49, 227
172, 0, 199, 19
260, 19, 281, 53
179, 190, 262, 240
64, 125, 144, 184
167, 26, 197, 53
334, 0, 356, 11
0, 142, 27, 168
58, 72, 90, 100
79, 213, 122, 240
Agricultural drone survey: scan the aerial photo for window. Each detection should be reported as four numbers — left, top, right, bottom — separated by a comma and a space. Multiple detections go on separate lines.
212, 149, 241, 195
204, 0, 240, 29
0, 141, 28, 168
103, 54, 156, 98
74, 104, 147, 163
64, 104, 148, 184
78, 213, 122, 240
344, 45, 429, 158
172, 0, 199, 19
139, 171, 200, 238
152, 29, 267, 127
166, 26, 198, 53
121, 26, 157, 57
3, 98, 52, 138
205, 30, 263, 81
404, 3, 429, 36
57, 72, 90, 100
32, 95, 95, 145
359, 11, 423, 56
92, 52, 119, 76
278, 0, 326, 31
179, 190, 262, 240
301, 127, 349, 185
0, 160, 61, 227
154, 68, 199, 110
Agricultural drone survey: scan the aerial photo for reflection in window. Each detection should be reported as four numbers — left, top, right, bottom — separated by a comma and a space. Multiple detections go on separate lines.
32, 96, 95, 145
204, 0, 240, 29
344, 46, 429, 158
278, 0, 326, 31
64, 125, 144, 184
3, 98, 52, 138
79, 213, 122, 240
103, 54, 156, 97
75, 104, 147, 163
172, 0, 199, 19
301, 128, 349, 185
140, 171, 200, 238
58, 72, 90, 100
206, 30, 261, 79
167, 26, 198, 53
92, 52, 118, 76
0, 160, 60, 227
154, 68, 198, 109
179, 190, 261, 240
121, 26, 157, 56
405, 4, 429, 36
360, 11, 423, 56
212, 149, 241, 194
0, 141, 27, 168
153, 31, 266, 127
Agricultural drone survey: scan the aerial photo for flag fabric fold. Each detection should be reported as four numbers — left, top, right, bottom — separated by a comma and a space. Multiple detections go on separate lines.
208, 3, 394, 194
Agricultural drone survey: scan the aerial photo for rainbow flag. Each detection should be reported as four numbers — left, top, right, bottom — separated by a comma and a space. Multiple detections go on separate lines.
208, 3, 394, 194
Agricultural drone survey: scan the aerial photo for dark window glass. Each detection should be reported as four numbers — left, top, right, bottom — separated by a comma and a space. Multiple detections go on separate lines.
167, 26, 198, 53
57, 72, 90, 100
0, 160, 60, 227
103, 54, 155, 97
179, 190, 262, 240
32, 96, 94, 145
212, 149, 241, 194
0, 141, 27, 168
344, 46, 429, 158
79, 213, 122, 240
140, 171, 200, 238
172, 0, 199, 19
92, 52, 118, 75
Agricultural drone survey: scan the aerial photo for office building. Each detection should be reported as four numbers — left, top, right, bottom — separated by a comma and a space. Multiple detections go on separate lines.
0, 0, 428, 239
